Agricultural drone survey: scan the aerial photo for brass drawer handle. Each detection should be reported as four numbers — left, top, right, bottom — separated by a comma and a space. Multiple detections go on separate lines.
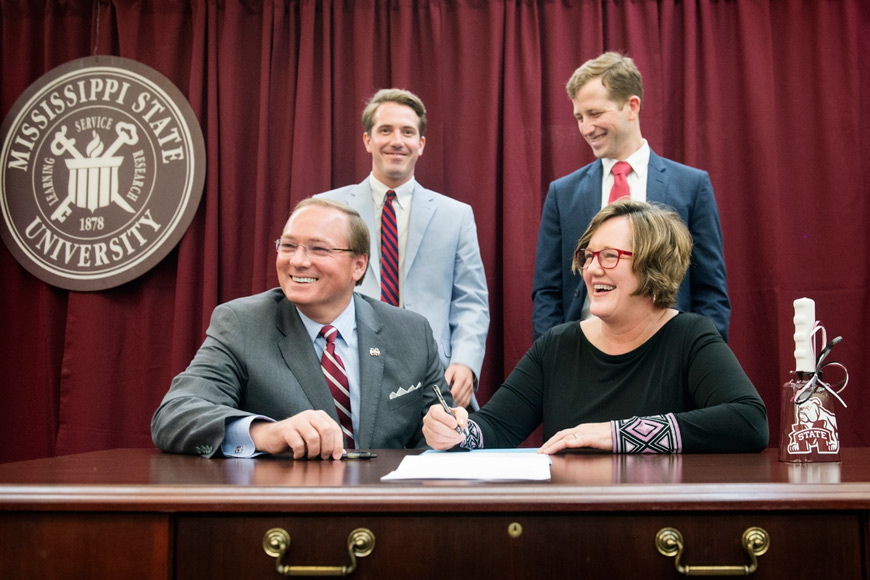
655, 527, 770, 576
262, 527, 375, 576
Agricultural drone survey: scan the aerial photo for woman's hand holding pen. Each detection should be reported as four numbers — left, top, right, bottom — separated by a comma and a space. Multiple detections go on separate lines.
422, 404, 469, 450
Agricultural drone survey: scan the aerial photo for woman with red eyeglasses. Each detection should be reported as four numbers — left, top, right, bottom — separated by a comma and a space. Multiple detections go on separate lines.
423, 199, 768, 454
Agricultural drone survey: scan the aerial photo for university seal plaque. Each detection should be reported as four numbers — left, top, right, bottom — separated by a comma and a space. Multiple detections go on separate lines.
1, 56, 206, 291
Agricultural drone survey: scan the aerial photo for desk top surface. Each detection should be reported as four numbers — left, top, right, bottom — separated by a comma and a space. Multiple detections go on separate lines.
1, 448, 869, 512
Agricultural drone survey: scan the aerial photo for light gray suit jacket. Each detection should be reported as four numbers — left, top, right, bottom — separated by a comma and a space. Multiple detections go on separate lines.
151, 289, 449, 457
316, 179, 489, 378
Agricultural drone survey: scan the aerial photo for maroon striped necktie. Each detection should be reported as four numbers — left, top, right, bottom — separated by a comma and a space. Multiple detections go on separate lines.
609, 161, 631, 203
318, 325, 354, 449
380, 190, 400, 305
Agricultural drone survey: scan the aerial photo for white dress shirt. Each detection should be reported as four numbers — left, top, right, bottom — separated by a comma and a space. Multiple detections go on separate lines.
599, 138, 651, 206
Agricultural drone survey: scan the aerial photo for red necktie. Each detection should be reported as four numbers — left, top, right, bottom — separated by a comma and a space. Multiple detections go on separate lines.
318, 325, 355, 449
609, 161, 631, 203
380, 190, 400, 306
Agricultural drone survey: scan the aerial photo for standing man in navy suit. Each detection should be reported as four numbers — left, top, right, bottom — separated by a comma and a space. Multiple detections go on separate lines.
318, 89, 489, 409
533, 52, 730, 341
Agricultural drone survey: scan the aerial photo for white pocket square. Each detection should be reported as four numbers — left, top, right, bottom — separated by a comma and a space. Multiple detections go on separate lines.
390, 382, 421, 400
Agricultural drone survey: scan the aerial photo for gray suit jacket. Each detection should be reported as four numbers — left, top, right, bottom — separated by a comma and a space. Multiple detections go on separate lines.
151, 289, 449, 457
316, 179, 489, 378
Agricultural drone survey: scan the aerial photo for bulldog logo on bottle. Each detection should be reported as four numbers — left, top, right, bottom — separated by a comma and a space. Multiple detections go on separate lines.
785, 396, 839, 455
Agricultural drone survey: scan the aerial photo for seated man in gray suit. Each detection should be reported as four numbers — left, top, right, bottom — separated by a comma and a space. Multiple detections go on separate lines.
151, 198, 452, 459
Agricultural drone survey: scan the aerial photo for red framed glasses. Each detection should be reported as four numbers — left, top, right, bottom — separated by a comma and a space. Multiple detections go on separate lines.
576, 248, 633, 270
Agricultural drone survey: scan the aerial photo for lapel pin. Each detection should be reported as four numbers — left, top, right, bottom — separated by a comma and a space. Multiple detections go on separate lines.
369, 348, 380, 357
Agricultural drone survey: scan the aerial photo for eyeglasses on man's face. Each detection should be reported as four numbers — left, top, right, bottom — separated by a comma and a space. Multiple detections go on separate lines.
576, 248, 633, 270
275, 239, 354, 259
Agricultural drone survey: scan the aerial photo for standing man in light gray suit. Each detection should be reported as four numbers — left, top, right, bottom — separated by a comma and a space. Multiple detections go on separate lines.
152, 198, 452, 459
533, 52, 730, 342
317, 88, 489, 409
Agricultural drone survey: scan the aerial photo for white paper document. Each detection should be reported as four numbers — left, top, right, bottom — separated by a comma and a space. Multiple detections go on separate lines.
380, 450, 551, 481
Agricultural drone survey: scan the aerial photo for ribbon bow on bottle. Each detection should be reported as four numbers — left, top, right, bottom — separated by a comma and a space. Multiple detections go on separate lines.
793, 323, 849, 407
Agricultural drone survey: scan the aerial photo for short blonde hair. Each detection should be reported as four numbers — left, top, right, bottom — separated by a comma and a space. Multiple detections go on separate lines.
566, 52, 643, 108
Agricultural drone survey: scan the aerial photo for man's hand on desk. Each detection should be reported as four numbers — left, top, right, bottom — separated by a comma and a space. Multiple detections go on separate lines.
538, 422, 612, 455
445, 363, 474, 408
422, 404, 468, 450
250, 410, 345, 460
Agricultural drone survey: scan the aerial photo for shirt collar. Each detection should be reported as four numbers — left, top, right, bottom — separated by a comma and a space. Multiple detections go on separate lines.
296, 297, 357, 345
369, 173, 415, 209
601, 138, 650, 178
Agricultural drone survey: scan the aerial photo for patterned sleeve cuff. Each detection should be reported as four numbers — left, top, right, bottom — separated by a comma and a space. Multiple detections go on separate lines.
460, 419, 484, 449
611, 414, 682, 453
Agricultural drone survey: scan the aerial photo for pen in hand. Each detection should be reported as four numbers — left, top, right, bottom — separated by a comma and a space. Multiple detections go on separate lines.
431, 384, 468, 439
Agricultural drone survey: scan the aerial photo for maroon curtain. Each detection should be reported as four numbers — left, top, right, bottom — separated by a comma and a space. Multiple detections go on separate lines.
1, 0, 868, 462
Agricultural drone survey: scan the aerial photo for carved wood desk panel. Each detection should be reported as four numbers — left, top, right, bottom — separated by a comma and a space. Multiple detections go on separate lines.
1, 448, 868, 579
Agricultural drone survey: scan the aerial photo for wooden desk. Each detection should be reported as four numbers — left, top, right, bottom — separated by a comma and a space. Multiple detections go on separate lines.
1, 448, 868, 579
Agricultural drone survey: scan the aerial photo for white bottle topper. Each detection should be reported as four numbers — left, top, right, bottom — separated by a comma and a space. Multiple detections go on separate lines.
793, 298, 815, 373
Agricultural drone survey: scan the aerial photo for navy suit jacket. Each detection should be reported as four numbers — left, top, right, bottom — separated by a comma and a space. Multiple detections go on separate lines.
532, 150, 730, 341
151, 290, 450, 457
